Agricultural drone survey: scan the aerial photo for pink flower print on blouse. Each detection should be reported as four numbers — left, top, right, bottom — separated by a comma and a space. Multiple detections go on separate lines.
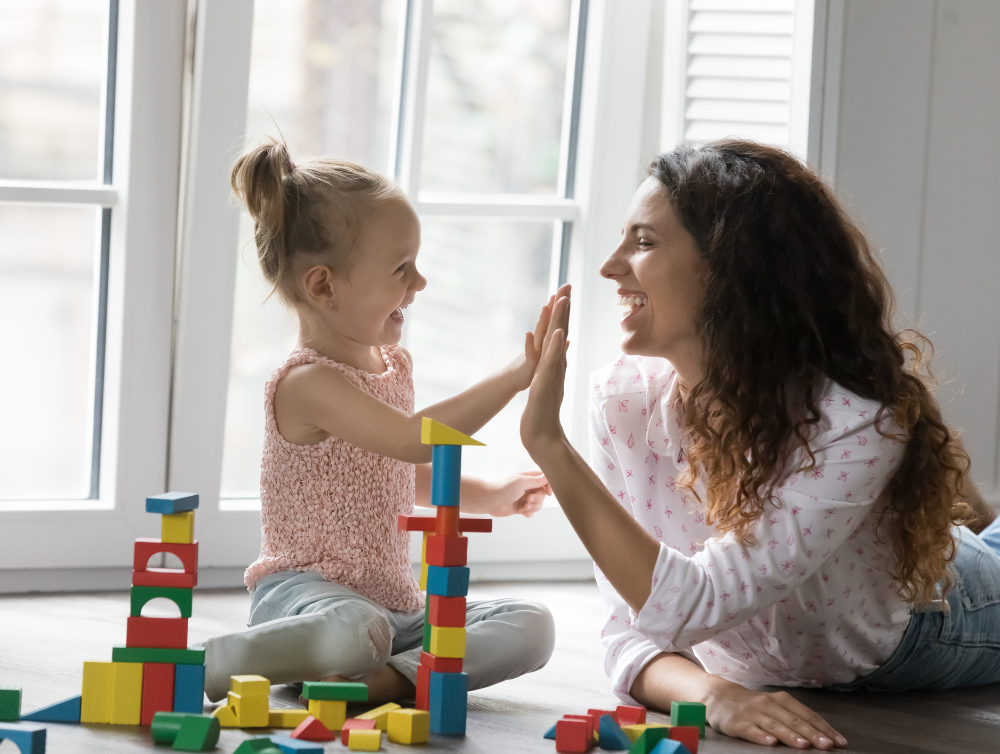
619, 399, 629, 412
628, 434, 636, 449
858, 435, 868, 446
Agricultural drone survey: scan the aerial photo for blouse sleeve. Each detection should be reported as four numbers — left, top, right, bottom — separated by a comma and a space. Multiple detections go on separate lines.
633, 411, 902, 651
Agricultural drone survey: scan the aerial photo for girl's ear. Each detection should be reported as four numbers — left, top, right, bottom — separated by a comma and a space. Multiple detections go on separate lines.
301, 264, 337, 310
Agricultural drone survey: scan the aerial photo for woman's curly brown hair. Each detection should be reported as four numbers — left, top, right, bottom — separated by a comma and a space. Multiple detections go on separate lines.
650, 140, 972, 606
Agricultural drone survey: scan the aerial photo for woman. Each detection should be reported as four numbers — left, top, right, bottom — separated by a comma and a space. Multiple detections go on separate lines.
522, 141, 1000, 750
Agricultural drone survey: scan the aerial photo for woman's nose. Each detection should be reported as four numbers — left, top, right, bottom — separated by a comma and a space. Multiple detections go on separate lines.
600, 243, 629, 279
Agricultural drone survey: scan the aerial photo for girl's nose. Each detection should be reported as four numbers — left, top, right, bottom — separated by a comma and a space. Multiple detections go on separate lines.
412, 270, 428, 291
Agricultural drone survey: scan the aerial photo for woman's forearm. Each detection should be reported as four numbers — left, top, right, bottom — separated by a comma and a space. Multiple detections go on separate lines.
631, 652, 719, 710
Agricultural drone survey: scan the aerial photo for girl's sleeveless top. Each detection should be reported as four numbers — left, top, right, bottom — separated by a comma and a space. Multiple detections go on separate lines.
244, 346, 423, 613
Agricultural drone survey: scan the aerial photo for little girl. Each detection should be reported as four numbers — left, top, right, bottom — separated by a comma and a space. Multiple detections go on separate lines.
200, 138, 559, 704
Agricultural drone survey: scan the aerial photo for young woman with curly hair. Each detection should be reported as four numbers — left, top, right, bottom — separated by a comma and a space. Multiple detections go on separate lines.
521, 140, 999, 750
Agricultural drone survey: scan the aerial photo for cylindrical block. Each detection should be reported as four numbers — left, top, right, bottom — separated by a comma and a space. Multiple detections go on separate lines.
430, 446, 461, 506
151, 711, 189, 743
435, 506, 460, 537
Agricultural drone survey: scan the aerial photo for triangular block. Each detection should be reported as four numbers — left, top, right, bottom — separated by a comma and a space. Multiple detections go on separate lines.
420, 417, 485, 446
599, 714, 633, 750
234, 740, 283, 754
20, 695, 81, 723
211, 703, 238, 727
543, 722, 557, 739
649, 740, 690, 754
290, 715, 335, 741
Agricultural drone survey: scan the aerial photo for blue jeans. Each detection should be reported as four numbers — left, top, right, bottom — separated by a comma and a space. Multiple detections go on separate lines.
832, 521, 1000, 691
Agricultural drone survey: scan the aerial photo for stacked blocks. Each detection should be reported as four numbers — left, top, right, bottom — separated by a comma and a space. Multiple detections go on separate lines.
300, 681, 367, 733
397, 418, 492, 737
150, 712, 220, 751
212, 675, 270, 728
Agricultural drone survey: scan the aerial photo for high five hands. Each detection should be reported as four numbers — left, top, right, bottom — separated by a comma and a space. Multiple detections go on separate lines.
521, 284, 572, 455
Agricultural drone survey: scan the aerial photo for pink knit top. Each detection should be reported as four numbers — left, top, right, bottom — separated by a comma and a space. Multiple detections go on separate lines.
244, 346, 423, 612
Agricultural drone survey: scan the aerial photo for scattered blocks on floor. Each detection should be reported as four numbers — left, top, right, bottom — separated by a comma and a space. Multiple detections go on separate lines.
290, 715, 334, 741
340, 718, 376, 745
20, 695, 81, 724
387, 709, 429, 745
173, 663, 206, 714
347, 728, 382, 751
556, 717, 594, 753
300, 681, 368, 702
588, 708, 617, 726
616, 705, 647, 727
428, 626, 466, 658
428, 671, 467, 736
355, 702, 400, 731
267, 733, 325, 753
151, 712, 220, 751
628, 725, 671, 754
599, 714, 634, 750
80, 660, 114, 724
669, 726, 699, 754
267, 709, 310, 728
146, 492, 200, 515
210, 704, 238, 728
230, 691, 269, 727
544, 722, 557, 740
648, 740, 690, 754
234, 739, 282, 754
141, 662, 175, 725
162, 510, 196, 544
306, 699, 346, 732
0, 723, 45, 754
0, 688, 21, 722
670, 702, 706, 738
425, 565, 470, 597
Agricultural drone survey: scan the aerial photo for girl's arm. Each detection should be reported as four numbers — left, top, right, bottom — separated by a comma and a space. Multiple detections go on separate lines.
414, 464, 550, 517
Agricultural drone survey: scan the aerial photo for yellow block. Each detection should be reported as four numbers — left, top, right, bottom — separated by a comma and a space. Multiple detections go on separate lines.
420, 532, 429, 590
348, 728, 382, 751
387, 709, 430, 745
81, 660, 114, 724
428, 626, 466, 658
161, 510, 195, 544
268, 708, 311, 728
356, 702, 401, 731
231, 675, 270, 697
229, 690, 269, 727
110, 662, 143, 725
308, 698, 346, 731
622, 723, 671, 742
420, 417, 485, 446
212, 703, 239, 727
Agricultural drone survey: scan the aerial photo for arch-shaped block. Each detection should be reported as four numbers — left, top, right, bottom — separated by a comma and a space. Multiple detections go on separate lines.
133, 539, 198, 574
0, 724, 46, 754
130, 586, 193, 618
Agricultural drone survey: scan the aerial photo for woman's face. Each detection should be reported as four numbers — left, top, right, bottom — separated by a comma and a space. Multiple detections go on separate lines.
600, 177, 706, 376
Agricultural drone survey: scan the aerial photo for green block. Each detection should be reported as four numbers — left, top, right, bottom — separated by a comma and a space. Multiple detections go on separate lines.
422, 601, 432, 652
130, 585, 193, 618
0, 688, 21, 721
670, 701, 706, 737
628, 726, 671, 754
151, 712, 190, 744
173, 715, 220, 752
234, 740, 282, 754
112, 646, 205, 665
300, 681, 368, 702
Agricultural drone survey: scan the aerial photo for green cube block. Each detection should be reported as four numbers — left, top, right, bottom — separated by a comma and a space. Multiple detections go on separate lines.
0, 688, 21, 721
130, 585, 193, 618
172, 715, 221, 752
670, 701, 706, 737
628, 726, 671, 754
112, 646, 205, 665
300, 681, 368, 702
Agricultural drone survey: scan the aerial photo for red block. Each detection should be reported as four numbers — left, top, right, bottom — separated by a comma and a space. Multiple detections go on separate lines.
419, 651, 463, 673
556, 718, 593, 753
340, 718, 377, 745
291, 716, 335, 741
133, 538, 199, 574
132, 568, 198, 589
416, 664, 430, 711
564, 715, 595, 738
435, 506, 460, 537
398, 514, 435, 532
588, 708, 617, 726
127, 616, 189, 649
428, 595, 466, 627
457, 516, 492, 533
398, 513, 494, 534
671, 726, 699, 753
616, 704, 646, 726
140, 662, 174, 725
426, 535, 468, 566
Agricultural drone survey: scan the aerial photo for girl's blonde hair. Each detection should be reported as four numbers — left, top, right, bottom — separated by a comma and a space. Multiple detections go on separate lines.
230, 137, 404, 304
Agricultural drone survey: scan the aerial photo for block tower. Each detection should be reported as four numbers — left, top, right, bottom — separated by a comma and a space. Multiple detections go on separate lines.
23, 492, 206, 725
397, 418, 492, 737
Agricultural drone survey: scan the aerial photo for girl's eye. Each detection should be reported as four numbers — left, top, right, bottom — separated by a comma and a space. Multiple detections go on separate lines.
395, 264, 406, 273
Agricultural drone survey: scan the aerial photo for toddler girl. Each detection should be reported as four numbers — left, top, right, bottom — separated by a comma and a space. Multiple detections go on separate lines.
200, 138, 558, 704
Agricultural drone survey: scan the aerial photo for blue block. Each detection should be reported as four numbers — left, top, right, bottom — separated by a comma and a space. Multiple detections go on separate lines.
146, 492, 200, 514
430, 445, 461, 506
426, 565, 470, 597
543, 722, 557, 740
598, 714, 632, 750
650, 740, 690, 754
429, 671, 467, 736
0, 724, 46, 754
173, 663, 205, 714
20, 695, 80, 723
266, 735, 324, 753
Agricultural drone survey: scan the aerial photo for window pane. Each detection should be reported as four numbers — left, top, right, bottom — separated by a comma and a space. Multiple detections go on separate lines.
0, 0, 108, 181
0, 205, 99, 499
420, 0, 572, 195
407, 220, 553, 478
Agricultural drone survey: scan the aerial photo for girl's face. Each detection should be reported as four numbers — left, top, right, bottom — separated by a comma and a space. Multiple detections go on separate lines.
600, 177, 706, 377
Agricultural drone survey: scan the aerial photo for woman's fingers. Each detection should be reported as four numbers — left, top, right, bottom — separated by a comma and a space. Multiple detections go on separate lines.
755, 716, 813, 749
730, 721, 777, 747
766, 692, 845, 749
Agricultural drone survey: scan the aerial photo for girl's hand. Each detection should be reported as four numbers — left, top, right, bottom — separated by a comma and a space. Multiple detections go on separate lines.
483, 471, 552, 518
520, 290, 571, 458
705, 678, 847, 750
509, 285, 572, 392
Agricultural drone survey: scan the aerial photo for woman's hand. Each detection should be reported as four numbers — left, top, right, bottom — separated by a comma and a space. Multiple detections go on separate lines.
508, 284, 572, 392
482, 471, 552, 518
520, 288, 572, 457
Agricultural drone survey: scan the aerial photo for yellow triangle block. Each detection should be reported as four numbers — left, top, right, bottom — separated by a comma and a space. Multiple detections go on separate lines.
420, 417, 485, 446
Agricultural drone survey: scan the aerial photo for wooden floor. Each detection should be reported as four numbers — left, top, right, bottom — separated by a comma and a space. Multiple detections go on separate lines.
2, 581, 999, 753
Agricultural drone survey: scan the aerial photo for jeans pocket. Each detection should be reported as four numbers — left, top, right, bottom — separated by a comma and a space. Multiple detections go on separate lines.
954, 529, 1000, 612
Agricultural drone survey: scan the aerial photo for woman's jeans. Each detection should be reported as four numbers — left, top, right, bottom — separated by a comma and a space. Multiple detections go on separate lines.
832, 521, 1000, 691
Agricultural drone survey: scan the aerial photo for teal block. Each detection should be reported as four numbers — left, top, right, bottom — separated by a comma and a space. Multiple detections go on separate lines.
20, 695, 80, 723
598, 714, 633, 750
429, 671, 467, 736
0, 688, 20, 721
267, 734, 325, 753
146, 492, 200, 514
174, 663, 205, 713
543, 722, 557, 739
670, 701, 706, 737
426, 565, 469, 597
430, 445, 461, 506
650, 740, 689, 754
0, 724, 46, 754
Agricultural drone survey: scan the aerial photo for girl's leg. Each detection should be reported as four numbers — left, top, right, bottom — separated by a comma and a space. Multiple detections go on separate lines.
200, 571, 398, 701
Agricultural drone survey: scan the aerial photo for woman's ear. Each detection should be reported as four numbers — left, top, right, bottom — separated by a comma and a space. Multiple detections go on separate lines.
301, 264, 337, 310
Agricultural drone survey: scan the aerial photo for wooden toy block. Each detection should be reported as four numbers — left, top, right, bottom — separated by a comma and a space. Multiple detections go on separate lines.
127, 615, 189, 648
648, 741, 689, 754
306, 699, 345, 731
146, 491, 200, 514
173, 715, 221, 751
141, 663, 175, 725
588, 708, 618, 725
430, 445, 461, 506
670, 701, 705, 737
628, 726, 671, 754
355, 702, 401, 731
174, 664, 206, 714
112, 646, 204, 665
110, 661, 144, 725
230, 691, 269, 727
81, 660, 114, 723
151, 711, 198, 742
231, 675, 270, 697
429, 626, 466, 658
428, 671, 467, 736
599, 714, 634, 750
340, 717, 376, 744
387, 708, 429, 745
670, 727, 699, 754
348, 728, 381, 751
556, 718, 593, 753
415, 665, 430, 711
421, 606, 431, 652
130, 584, 194, 618
0, 688, 20, 721
419, 650, 462, 673
435, 504, 460, 537
300, 681, 367, 702
397, 512, 492, 534
617, 705, 647, 726
426, 535, 467, 566
397, 514, 436, 532
420, 417, 485, 446
267, 733, 325, 753
563, 715, 596, 742
621, 723, 668, 742
133, 568, 198, 589
428, 595, 466, 627
211, 703, 238, 727
20, 695, 81, 723
457, 516, 492, 533
0, 724, 45, 754
544, 722, 557, 739
420, 532, 429, 590
290, 715, 334, 741
133, 538, 199, 574
234, 740, 282, 754
426, 565, 470, 597
162, 510, 196, 544
267, 709, 310, 728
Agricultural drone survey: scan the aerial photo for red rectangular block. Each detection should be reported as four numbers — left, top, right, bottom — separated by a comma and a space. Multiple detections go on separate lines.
415, 664, 430, 711
426, 533, 468, 566
588, 708, 617, 726
457, 516, 492, 533
398, 514, 435, 532
564, 715, 595, 738
132, 568, 198, 589
133, 538, 199, 574
616, 704, 646, 726
428, 595, 466, 627
435, 506, 460, 537
398, 513, 493, 534
419, 651, 463, 673
141, 662, 175, 725
556, 718, 593, 753
340, 718, 376, 745
671, 726, 699, 754
127, 616, 189, 649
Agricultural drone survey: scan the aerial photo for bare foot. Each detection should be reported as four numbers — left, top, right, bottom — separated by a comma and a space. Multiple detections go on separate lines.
298, 666, 416, 707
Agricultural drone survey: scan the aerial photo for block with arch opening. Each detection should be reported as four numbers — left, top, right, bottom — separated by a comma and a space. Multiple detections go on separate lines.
130, 585, 193, 618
